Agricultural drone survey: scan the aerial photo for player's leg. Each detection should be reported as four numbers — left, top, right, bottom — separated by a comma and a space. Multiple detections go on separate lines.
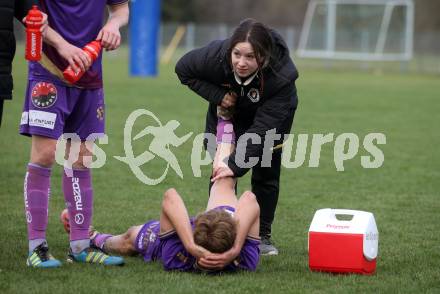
61, 208, 143, 256
20, 80, 65, 268
61, 87, 122, 265
25, 136, 60, 268
64, 150, 125, 266
206, 115, 237, 210
91, 225, 142, 256
236, 191, 260, 239
63, 140, 94, 254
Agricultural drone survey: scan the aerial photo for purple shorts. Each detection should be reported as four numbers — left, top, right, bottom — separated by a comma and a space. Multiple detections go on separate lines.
19, 78, 105, 140
134, 220, 162, 262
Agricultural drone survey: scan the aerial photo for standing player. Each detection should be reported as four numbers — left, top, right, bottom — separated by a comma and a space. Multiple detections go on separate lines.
20, 1, 129, 268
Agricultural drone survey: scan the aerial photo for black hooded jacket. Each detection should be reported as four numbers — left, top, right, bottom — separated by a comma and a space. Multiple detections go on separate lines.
0, 0, 35, 100
175, 30, 299, 177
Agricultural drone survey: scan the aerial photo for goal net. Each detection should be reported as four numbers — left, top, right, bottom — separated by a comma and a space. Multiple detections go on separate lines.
297, 0, 414, 61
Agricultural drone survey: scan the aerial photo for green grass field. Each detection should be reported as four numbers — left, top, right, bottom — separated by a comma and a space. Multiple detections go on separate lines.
1, 47, 439, 293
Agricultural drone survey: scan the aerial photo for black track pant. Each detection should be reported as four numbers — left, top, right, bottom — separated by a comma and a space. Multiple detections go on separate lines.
251, 149, 282, 237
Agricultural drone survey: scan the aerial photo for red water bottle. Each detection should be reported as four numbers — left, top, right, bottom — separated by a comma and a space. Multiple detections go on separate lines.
63, 41, 102, 84
25, 5, 43, 61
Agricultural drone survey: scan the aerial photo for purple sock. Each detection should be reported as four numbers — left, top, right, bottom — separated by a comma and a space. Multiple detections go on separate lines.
63, 169, 93, 245
24, 164, 51, 243
92, 233, 113, 250
216, 118, 236, 144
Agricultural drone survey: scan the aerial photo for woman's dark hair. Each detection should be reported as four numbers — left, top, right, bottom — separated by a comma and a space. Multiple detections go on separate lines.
227, 18, 273, 68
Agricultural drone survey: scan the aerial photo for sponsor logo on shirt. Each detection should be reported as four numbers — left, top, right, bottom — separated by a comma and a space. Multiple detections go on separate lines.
28, 110, 57, 129
31, 82, 57, 108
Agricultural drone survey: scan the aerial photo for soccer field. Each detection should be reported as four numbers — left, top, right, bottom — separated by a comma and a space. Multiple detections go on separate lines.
1, 48, 439, 293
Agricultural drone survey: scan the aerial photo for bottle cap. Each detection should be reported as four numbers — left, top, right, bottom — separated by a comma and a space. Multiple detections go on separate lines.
26, 5, 43, 27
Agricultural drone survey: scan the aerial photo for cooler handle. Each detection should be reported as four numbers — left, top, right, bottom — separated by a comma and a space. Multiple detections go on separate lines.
330, 209, 368, 222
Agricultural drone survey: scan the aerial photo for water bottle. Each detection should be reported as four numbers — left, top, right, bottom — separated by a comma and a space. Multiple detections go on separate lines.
25, 5, 43, 61
63, 41, 102, 84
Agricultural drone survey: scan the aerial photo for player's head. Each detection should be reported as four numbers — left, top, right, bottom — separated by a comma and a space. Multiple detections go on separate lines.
193, 209, 237, 253
228, 18, 273, 77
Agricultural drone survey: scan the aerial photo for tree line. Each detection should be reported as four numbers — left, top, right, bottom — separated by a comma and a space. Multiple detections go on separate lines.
162, 0, 440, 32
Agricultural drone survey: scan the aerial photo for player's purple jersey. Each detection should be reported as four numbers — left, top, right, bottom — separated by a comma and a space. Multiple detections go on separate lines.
29, 0, 127, 88
134, 220, 162, 262
134, 206, 260, 273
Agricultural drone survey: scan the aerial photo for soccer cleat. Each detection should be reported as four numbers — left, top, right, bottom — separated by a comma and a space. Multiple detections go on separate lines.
259, 237, 279, 256
26, 242, 62, 268
67, 245, 124, 266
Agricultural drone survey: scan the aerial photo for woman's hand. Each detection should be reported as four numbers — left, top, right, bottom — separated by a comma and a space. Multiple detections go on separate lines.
221, 92, 237, 108
211, 166, 234, 182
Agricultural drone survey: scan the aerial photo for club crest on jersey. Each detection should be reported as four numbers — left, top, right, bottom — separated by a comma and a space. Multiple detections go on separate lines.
31, 82, 57, 108
247, 88, 260, 103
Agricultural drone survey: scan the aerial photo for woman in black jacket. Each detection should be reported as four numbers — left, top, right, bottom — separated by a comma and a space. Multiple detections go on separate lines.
176, 18, 299, 256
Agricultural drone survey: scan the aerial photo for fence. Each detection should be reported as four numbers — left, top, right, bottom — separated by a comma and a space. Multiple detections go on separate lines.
13, 21, 440, 74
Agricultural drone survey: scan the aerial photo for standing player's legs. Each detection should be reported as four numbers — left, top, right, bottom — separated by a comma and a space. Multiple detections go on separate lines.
24, 135, 61, 268
63, 141, 94, 254
251, 148, 282, 256
61, 87, 123, 266
20, 79, 70, 268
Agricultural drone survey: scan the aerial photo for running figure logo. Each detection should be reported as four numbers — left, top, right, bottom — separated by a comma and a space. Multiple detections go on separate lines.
114, 109, 193, 185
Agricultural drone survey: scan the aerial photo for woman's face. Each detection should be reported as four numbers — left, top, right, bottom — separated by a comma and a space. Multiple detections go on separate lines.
231, 42, 259, 78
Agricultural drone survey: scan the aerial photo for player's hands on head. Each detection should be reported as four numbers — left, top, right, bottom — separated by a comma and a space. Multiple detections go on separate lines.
97, 22, 121, 51
189, 244, 212, 260
211, 166, 234, 182
221, 92, 237, 108
58, 43, 92, 73
198, 247, 240, 269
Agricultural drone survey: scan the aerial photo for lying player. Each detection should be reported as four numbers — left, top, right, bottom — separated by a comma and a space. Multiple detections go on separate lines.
61, 119, 260, 272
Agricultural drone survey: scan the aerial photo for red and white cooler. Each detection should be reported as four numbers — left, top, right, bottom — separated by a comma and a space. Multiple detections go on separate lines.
308, 208, 379, 275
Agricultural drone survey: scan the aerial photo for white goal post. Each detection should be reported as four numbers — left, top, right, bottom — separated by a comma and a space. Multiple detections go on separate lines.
297, 0, 414, 61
